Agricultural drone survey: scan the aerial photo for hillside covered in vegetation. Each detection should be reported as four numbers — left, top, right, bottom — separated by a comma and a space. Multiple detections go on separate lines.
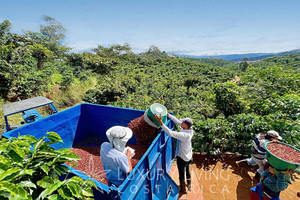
1, 18, 299, 156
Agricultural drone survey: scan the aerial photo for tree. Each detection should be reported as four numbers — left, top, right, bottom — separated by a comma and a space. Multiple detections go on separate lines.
29, 44, 53, 70
0, 20, 11, 36
40, 15, 66, 44
239, 57, 249, 71
0, 60, 12, 98
25, 31, 70, 59
82, 52, 116, 74
139, 45, 169, 60
92, 43, 132, 58
0, 20, 12, 45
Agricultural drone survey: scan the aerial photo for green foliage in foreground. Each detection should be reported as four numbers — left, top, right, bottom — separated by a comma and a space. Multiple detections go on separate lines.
0, 132, 96, 200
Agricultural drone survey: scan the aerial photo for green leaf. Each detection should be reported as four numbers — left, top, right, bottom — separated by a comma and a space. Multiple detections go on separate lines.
37, 177, 54, 189
0, 161, 12, 174
82, 186, 94, 197
58, 153, 80, 162
15, 186, 28, 198
0, 168, 21, 181
46, 194, 64, 200
66, 182, 81, 198
46, 132, 63, 143
30, 159, 45, 168
33, 138, 45, 152
58, 186, 73, 200
38, 180, 65, 200
55, 149, 71, 154
18, 169, 35, 176
0, 181, 28, 198
7, 146, 25, 163
40, 164, 50, 175
18, 181, 36, 189
68, 176, 84, 184
0, 143, 9, 152
0, 181, 18, 195
36, 150, 57, 158
19, 135, 38, 143
0, 190, 10, 198
45, 161, 53, 166
48, 169, 59, 179
13, 140, 31, 148
19, 169, 35, 176
54, 165, 69, 175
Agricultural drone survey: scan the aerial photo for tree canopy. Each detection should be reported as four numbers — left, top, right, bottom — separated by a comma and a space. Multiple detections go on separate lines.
40, 15, 66, 45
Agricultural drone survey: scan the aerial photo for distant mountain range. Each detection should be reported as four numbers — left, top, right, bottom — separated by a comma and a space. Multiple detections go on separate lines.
175, 48, 300, 61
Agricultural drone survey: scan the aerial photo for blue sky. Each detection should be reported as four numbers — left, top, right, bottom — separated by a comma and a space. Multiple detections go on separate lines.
1, 0, 300, 55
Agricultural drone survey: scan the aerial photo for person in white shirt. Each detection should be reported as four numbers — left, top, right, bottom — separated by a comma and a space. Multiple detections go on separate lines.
154, 113, 193, 194
100, 126, 135, 187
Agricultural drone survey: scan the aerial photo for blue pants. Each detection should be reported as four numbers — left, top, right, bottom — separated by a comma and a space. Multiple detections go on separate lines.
251, 184, 280, 200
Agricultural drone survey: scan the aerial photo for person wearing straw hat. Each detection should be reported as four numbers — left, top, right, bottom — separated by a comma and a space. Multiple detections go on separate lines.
100, 126, 134, 187
154, 113, 194, 195
236, 130, 282, 177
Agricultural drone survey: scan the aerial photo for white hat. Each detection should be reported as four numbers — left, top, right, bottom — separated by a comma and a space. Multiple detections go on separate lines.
106, 126, 133, 152
267, 130, 282, 140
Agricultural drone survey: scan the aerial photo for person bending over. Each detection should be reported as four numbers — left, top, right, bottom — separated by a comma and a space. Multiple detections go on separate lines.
236, 130, 282, 176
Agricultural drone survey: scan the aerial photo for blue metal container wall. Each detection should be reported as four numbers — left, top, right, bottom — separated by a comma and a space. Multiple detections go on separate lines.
117, 120, 178, 200
3, 104, 82, 149
2, 103, 178, 200
72, 103, 142, 147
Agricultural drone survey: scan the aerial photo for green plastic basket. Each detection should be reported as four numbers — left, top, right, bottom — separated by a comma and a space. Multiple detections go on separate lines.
265, 141, 300, 173
146, 103, 168, 128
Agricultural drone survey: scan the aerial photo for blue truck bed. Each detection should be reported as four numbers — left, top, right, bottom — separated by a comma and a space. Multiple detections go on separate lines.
2, 103, 179, 200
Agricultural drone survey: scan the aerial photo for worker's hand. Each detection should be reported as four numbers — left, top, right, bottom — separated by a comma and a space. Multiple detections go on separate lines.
269, 167, 275, 174
153, 113, 163, 126
126, 148, 135, 158
281, 169, 294, 175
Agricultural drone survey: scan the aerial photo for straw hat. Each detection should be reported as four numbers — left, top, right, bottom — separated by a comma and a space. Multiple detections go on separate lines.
106, 126, 133, 152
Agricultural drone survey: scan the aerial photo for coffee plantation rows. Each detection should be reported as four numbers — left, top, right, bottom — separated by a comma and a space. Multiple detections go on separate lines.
83, 58, 300, 155
1, 18, 300, 157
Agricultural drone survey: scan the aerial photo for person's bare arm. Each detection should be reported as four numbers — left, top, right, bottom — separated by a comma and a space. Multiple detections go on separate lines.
154, 114, 164, 126
126, 148, 133, 173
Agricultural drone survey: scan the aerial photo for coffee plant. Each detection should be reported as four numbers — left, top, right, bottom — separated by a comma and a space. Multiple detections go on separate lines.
0, 132, 96, 200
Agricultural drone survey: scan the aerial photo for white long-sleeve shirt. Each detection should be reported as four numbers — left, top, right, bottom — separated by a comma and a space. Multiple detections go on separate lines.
161, 114, 193, 162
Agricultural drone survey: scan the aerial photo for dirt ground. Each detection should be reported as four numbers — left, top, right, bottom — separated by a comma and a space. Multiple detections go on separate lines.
190, 153, 300, 200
